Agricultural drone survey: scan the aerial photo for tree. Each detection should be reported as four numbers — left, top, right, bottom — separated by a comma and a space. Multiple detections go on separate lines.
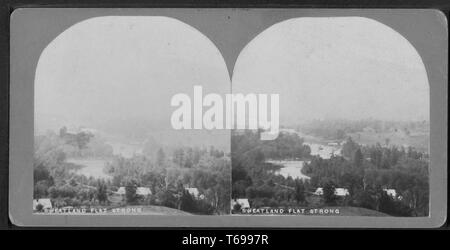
294, 180, 306, 204
352, 148, 363, 168
96, 180, 108, 205
34, 163, 52, 184
75, 132, 93, 150
35, 203, 44, 212
173, 148, 184, 166
179, 190, 197, 213
125, 179, 138, 204
323, 181, 337, 205
342, 137, 359, 159
34, 180, 50, 199
156, 148, 166, 166
232, 202, 242, 213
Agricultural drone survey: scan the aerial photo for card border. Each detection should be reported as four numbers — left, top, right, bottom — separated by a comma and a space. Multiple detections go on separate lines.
9, 8, 448, 227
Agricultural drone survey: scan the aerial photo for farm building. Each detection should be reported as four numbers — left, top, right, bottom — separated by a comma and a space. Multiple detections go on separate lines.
33, 198, 52, 211
136, 187, 152, 196
231, 198, 250, 210
116, 187, 152, 197
185, 187, 202, 199
335, 188, 350, 196
314, 187, 349, 196
383, 188, 402, 200
116, 187, 126, 195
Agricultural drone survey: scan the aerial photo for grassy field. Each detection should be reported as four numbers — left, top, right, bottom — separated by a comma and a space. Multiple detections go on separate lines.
107, 194, 192, 215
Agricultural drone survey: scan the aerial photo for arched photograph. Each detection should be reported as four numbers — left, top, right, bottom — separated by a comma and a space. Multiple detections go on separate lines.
231, 17, 430, 217
33, 16, 231, 215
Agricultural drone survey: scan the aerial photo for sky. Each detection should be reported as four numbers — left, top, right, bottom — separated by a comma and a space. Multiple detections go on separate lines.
35, 16, 429, 143
233, 17, 429, 124
35, 16, 230, 148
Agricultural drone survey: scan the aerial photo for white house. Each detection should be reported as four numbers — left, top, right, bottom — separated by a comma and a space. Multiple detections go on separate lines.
116, 187, 152, 196
185, 187, 201, 199
334, 188, 350, 197
314, 187, 349, 197
33, 198, 52, 211
383, 188, 402, 200
231, 198, 250, 210
116, 187, 126, 195
136, 187, 152, 196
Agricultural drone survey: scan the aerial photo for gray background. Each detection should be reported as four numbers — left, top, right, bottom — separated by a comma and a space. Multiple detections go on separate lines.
10, 8, 448, 227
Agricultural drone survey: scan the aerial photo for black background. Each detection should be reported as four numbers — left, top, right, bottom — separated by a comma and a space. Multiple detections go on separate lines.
0, 0, 448, 246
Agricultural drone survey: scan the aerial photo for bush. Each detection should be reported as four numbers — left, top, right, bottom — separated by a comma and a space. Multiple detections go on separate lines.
125, 180, 138, 204
35, 203, 44, 212
323, 181, 337, 205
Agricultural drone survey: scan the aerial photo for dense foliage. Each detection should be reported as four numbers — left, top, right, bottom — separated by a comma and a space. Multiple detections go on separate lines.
34, 130, 230, 214
232, 130, 429, 217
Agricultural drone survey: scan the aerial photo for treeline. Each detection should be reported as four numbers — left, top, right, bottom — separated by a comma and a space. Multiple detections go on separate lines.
33, 130, 230, 215
297, 119, 429, 140
35, 130, 114, 160
303, 137, 429, 216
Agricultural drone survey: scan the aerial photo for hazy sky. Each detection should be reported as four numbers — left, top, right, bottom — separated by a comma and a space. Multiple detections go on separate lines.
35, 16, 230, 147
233, 17, 429, 124
35, 16, 429, 142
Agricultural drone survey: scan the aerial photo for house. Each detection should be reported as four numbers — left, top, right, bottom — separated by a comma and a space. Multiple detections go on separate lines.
231, 198, 250, 210
334, 188, 350, 197
136, 187, 152, 196
383, 188, 402, 200
33, 198, 52, 211
116, 187, 152, 197
116, 187, 126, 195
313, 187, 349, 196
383, 188, 396, 197
185, 187, 201, 199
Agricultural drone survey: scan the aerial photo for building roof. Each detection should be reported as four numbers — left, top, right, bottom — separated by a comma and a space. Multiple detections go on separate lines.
136, 187, 152, 196
116, 187, 126, 195
383, 188, 397, 198
314, 187, 349, 196
232, 198, 250, 209
116, 187, 152, 196
334, 188, 350, 196
185, 187, 200, 198
33, 198, 52, 210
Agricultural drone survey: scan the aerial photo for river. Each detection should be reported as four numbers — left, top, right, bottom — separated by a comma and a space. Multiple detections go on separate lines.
266, 160, 310, 180
305, 143, 342, 159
